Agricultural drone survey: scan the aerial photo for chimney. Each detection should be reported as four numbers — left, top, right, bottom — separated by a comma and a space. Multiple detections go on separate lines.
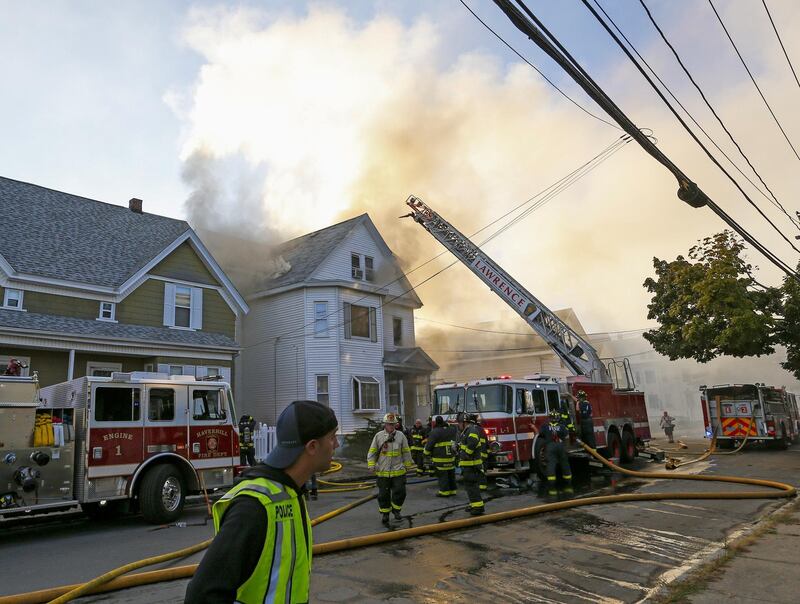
129, 198, 143, 214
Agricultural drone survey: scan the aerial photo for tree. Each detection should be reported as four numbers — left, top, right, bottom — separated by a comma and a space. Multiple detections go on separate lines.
642, 231, 799, 378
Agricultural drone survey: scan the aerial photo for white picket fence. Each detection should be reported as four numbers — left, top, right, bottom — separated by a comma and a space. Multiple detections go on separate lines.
253, 424, 277, 462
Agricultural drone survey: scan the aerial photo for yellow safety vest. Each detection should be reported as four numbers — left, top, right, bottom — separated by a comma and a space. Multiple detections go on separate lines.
212, 477, 311, 603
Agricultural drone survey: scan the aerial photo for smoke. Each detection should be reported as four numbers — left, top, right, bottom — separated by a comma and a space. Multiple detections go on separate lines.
171, 2, 800, 355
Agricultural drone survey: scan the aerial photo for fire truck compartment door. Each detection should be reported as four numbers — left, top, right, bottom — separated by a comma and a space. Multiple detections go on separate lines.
143, 385, 188, 458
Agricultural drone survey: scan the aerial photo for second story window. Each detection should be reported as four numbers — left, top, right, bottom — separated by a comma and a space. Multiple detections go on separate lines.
393, 317, 402, 346
163, 283, 203, 330
351, 254, 375, 282
3, 288, 23, 310
98, 302, 116, 321
314, 301, 329, 337
343, 302, 377, 342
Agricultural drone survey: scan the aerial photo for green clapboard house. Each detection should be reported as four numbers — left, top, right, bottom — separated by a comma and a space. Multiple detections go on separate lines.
0, 177, 248, 388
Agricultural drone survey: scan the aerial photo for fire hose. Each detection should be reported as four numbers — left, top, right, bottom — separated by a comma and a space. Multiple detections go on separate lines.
1, 447, 794, 604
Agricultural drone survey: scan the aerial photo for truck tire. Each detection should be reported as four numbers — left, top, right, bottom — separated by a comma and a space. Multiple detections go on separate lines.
606, 432, 622, 461
533, 438, 547, 480
621, 431, 636, 463
139, 465, 185, 524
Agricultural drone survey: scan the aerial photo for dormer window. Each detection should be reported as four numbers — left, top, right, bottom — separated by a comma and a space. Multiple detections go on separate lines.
98, 302, 116, 321
351, 253, 374, 282
2, 289, 23, 310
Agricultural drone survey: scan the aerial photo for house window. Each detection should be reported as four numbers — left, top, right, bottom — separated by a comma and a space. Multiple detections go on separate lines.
163, 283, 203, 329
353, 376, 380, 410
86, 362, 122, 377
350, 254, 375, 282
205, 367, 220, 379
0, 355, 30, 377
343, 302, 377, 341
144, 364, 155, 373
316, 375, 330, 405
98, 302, 115, 321
393, 317, 402, 346
314, 302, 328, 337
148, 388, 175, 421
169, 365, 183, 376
3, 289, 23, 309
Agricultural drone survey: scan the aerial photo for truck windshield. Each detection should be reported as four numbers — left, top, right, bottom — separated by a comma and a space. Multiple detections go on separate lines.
467, 385, 513, 414
434, 388, 464, 415
706, 385, 758, 401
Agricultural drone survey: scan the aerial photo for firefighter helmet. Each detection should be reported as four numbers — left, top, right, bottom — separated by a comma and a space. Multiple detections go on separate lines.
466, 413, 479, 424
577, 390, 588, 399
382, 412, 397, 424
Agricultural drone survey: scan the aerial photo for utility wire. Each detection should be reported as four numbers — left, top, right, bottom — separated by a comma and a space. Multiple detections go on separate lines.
597, 0, 800, 232
580, 0, 800, 256
241, 137, 631, 350
490, 0, 799, 281
416, 315, 648, 337
762, 0, 800, 94
708, 0, 800, 162
459, 0, 621, 131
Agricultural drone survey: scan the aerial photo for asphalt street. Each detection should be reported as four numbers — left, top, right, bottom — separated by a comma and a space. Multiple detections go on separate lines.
1, 438, 797, 603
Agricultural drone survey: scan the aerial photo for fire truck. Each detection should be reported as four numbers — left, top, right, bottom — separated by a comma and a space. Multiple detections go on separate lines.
701, 383, 800, 449
1, 371, 239, 524
405, 195, 652, 477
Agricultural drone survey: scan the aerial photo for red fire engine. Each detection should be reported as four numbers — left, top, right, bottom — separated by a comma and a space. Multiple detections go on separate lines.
405, 195, 652, 477
1, 372, 239, 523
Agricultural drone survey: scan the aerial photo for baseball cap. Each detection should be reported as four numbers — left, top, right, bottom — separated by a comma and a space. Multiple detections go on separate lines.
266, 400, 338, 469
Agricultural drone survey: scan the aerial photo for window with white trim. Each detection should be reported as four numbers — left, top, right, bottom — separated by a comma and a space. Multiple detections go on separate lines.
3, 289, 23, 309
316, 375, 329, 405
353, 375, 380, 410
169, 365, 183, 376
393, 317, 402, 346
86, 362, 122, 377
163, 283, 203, 329
98, 302, 115, 321
343, 303, 377, 341
350, 254, 375, 282
314, 302, 328, 337
0, 355, 30, 377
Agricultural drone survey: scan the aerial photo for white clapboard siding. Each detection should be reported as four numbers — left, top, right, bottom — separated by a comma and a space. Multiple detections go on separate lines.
304, 287, 341, 414
382, 304, 415, 351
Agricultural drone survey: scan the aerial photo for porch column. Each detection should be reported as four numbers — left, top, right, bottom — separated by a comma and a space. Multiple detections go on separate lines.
67, 349, 75, 380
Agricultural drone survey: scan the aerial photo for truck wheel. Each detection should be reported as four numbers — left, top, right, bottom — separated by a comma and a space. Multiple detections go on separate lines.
621, 431, 636, 463
606, 432, 622, 461
533, 438, 547, 480
140, 465, 185, 524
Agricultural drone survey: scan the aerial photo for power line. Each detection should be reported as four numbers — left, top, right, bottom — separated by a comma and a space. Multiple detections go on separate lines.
595, 0, 800, 232
416, 315, 647, 338
762, 0, 800, 94
581, 0, 800, 256
491, 0, 799, 280
708, 0, 800, 162
459, 0, 621, 131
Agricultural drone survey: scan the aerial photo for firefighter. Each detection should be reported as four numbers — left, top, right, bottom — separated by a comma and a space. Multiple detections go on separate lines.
476, 417, 489, 491
409, 418, 428, 474
185, 400, 339, 604
237, 414, 257, 466
540, 409, 572, 492
575, 390, 596, 448
457, 412, 485, 516
557, 396, 576, 437
425, 415, 457, 497
367, 413, 415, 524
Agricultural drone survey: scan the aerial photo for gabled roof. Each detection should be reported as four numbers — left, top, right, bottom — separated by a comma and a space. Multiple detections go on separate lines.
384, 347, 439, 373
0, 176, 190, 288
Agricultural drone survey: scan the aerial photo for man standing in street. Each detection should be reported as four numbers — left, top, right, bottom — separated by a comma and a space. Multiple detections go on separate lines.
367, 412, 415, 524
574, 391, 596, 448
409, 418, 428, 474
185, 400, 339, 604
660, 411, 676, 443
424, 415, 457, 497
457, 412, 485, 516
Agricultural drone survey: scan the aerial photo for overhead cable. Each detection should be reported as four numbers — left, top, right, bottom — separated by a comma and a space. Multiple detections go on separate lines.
762, 0, 800, 94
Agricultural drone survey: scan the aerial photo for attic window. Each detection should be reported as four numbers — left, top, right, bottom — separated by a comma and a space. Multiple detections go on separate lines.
3, 289, 23, 310
98, 302, 116, 321
351, 253, 374, 282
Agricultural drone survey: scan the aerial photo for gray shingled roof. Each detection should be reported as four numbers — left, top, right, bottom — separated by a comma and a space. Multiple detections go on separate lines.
258, 214, 366, 291
0, 309, 237, 349
0, 177, 190, 287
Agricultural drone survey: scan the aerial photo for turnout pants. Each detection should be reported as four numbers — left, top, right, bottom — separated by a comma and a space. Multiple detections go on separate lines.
546, 441, 572, 482
239, 447, 256, 466
435, 465, 457, 496
462, 466, 484, 511
579, 420, 597, 449
377, 475, 407, 514
411, 448, 425, 471
479, 462, 488, 491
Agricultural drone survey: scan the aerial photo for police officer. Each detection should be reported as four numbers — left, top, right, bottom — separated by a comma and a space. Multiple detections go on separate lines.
409, 419, 428, 474
367, 413, 415, 524
185, 400, 339, 604
238, 414, 257, 466
575, 390, 596, 448
540, 409, 572, 491
424, 415, 457, 497
457, 412, 485, 516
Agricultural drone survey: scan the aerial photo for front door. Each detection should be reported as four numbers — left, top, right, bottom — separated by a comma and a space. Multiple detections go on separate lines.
143, 385, 188, 459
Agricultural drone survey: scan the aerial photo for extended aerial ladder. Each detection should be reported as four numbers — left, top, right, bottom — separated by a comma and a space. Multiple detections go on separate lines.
405, 195, 610, 383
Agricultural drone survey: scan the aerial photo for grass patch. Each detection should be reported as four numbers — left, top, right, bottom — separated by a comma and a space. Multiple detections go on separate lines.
651, 497, 800, 603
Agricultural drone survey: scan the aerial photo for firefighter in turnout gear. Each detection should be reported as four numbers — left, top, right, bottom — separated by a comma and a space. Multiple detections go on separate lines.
457, 412, 485, 516
409, 419, 428, 474
539, 409, 572, 492
424, 415, 458, 497
575, 390, 596, 448
476, 418, 488, 491
367, 413, 415, 524
237, 414, 257, 466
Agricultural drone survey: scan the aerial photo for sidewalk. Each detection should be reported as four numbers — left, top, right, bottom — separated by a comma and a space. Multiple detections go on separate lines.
686, 498, 800, 604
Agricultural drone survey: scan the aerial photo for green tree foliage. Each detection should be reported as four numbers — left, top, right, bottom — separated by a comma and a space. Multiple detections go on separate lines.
643, 231, 798, 378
